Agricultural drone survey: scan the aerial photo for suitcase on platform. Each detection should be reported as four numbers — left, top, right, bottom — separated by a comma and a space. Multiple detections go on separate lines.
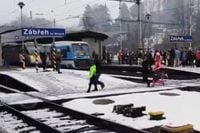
160, 124, 193, 133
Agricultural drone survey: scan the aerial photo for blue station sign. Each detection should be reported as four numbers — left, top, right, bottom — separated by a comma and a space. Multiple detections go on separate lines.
22, 28, 65, 37
170, 35, 192, 42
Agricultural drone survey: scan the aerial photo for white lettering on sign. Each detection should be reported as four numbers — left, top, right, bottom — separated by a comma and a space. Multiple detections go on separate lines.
23, 29, 50, 36
22, 28, 65, 37
171, 36, 184, 41
170, 36, 192, 42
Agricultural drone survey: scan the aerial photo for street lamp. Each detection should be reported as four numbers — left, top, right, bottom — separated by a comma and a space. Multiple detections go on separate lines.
146, 13, 151, 53
18, 1, 25, 69
18, 1, 25, 46
18, 2, 25, 28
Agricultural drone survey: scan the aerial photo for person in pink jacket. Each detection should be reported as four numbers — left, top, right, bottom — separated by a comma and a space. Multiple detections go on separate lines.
152, 52, 164, 86
154, 52, 162, 71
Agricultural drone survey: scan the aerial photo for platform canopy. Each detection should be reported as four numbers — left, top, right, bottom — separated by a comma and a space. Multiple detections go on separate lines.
0, 26, 20, 35
0, 28, 109, 44
37, 30, 108, 44
66, 30, 108, 41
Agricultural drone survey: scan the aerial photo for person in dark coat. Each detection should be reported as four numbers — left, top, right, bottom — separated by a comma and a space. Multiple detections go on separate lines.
94, 54, 105, 89
169, 48, 175, 67
19, 50, 25, 69
142, 53, 154, 87
55, 49, 62, 73
40, 51, 47, 71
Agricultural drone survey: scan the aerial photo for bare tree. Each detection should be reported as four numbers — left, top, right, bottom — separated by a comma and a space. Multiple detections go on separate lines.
80, 4, 112, 32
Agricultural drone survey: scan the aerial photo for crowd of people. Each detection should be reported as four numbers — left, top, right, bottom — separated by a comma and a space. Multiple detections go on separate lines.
87, 47, 200, 89
117, 48, 143, 65
114, 47, 200, 87
6, 46, 200, 89
116, 47, 200, 68
17, 48, 63, 74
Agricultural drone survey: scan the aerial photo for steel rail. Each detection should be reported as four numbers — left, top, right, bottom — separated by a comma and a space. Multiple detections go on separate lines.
0, 85, 149, 133
0, 101, 62, 133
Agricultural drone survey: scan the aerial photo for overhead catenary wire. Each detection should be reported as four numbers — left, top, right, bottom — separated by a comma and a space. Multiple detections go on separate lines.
1, 0, 197, 36
0, 0, 197, 23
25, 0, 103, 28
149, 1, 196, 15
1, 1, 186, 27
40, 0, 101, 19
4, 8, 187, 31
30, 0, 123, 28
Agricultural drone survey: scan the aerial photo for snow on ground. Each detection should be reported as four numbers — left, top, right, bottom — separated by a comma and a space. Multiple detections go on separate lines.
0, 68, 141, 96
1, 67, 200, 104
164, 66, 200, 74
0, 67, 146, 103
63, 89, 200, 131
1, 66, 200, 104
0, 111, 39, 133
1, 66, 200, 131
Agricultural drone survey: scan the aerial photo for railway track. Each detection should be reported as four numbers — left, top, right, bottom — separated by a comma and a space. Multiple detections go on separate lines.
0, 110, 39, 133
101, 65, 200, 80
0, 85, 149, 133
1, 67, 200, 133
2, 85, 200, 133
0, 101, 116, 133
0, 101, 60, 133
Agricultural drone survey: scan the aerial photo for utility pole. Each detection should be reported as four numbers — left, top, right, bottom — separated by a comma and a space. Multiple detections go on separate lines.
198, 0, 200, 14
189, 0, 194, 49
30, 10, 39, 72
135, 0, 143, 55
182, 0, 185, 35
108, 0, 134, 49
0, 35, 2, 66
119, 0, 122, 49
158, 0, 161, 16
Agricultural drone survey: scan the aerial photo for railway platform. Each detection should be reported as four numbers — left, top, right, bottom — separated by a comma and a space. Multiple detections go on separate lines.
102, 64, 200, 80
0, 66, 200, 132
0, 65, 200, 104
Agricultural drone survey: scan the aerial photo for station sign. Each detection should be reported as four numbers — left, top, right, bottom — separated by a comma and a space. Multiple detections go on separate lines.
22, 28, 65, 37
170, 35, 192, 42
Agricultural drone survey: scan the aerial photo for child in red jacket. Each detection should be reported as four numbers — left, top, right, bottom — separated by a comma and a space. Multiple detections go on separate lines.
152, 52, 164, 86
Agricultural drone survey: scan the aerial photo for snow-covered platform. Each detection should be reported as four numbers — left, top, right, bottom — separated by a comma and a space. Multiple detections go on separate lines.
0, 67, 143, 103
0, 66, 200, 103
1, 66, 200, 132
63, 89, 200, 132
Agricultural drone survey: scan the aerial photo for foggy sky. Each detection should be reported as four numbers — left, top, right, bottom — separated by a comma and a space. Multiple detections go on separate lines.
0, 0, 120, 27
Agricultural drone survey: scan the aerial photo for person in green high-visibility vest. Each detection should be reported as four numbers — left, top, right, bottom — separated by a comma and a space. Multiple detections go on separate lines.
87, 60, 98, 93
